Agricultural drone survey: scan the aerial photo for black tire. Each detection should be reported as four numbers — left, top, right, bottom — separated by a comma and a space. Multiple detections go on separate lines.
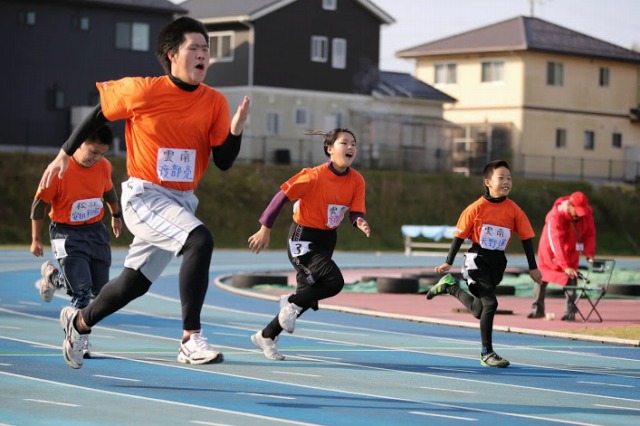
495, 285, 516, 296
231, 274, 288, 288
376, 277, 419, 294
606, 284, 640, 297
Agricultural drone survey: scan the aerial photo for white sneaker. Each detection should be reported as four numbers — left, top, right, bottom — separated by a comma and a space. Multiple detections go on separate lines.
251, 331, 285, 361
38, 261, 59, 302
60, 306, 89, 369
278, 294, 302, 333
177, 332, 224, 365
82, 338, 92, 359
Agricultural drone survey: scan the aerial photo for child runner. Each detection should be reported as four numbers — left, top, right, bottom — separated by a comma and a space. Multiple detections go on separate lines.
40, 17, 250, 369
247, 128, 371, 360
30, 125, 122, 358
428, 160, 542, 368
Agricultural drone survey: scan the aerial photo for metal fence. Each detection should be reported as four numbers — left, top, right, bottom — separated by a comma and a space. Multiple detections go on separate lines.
235, 135, 640, 183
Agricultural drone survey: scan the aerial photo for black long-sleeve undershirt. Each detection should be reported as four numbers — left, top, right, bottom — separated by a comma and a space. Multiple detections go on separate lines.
61, 103, 242, 170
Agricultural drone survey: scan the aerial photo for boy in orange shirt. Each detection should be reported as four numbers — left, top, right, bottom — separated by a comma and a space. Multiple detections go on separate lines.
429, 160, 542, 367
248, 128, 371, 360
40, 17, 250, 369
30, 125, 122, 357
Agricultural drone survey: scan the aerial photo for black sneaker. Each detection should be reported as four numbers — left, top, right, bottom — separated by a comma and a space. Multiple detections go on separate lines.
481, 352, 510, 368
425, 274, 457, 300
527, 311, 545, 319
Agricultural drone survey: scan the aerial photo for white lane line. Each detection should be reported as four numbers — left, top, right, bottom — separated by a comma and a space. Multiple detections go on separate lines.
578, 381, 634, 388
5, 372, 317, 426
420, 386, 475, 394
271, 370, 321, 378
428, 366, 476, 374
411, 410, 477, 421
94, 374, 142, 382
238, 392, 295, 400
24, 398, 81, 407
594, 404, 640, 411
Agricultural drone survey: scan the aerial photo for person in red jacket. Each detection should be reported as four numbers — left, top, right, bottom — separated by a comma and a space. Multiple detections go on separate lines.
528, 191, 596, 321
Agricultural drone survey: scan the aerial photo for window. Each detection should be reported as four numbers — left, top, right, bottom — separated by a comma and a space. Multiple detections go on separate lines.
210, 32, 233, 62
434, 63, 456, 84
481, 61, 504, 83
547, 61, 563, 86
599, 67, 610, 87
555, 128, 567, 149
73, 16, 90, 31
332, 38, 347, 69
115, 22, 149, 52
294, 108, 309, 127
612, 132, 622, 149
323, 0, 337, 10
266, 112, 280, 136
311, 36, 328, 62
46, 85, 65, 110
19, 10, 36, 26
583, 130, 595, 150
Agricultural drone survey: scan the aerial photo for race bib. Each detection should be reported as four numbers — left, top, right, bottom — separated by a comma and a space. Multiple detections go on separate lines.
157, 148, 196, 182
289, 239, 311, 258
70, 198, 103, 222
326, 204, 348, 228
479, 224, 510, 250
51, 238, 68, 259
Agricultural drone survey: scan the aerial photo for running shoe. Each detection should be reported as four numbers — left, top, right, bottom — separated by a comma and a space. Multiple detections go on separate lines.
82, 338, 92, 359
425, 274, 457, 300
177, 332, 224, 365
60, 306, 88, 369
480, 351, 510, 368
278, 294, 302, 333
251, 331, 285, 361
38, 260, 59, 302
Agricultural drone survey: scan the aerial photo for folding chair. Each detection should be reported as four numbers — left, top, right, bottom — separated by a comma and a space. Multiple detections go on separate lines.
563, 258, 615, 323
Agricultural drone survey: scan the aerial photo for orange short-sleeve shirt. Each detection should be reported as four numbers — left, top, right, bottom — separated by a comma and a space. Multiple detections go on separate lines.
281, 163, 366, 230
454, 196, 535, 250
35, 158, 114, 225
97, 76, 230, 191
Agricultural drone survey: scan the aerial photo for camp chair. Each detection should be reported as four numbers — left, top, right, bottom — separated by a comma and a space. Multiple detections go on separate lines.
563, 258, 615, 323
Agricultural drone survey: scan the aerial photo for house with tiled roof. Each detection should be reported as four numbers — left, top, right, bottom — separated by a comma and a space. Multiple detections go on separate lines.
1, 0, 185, 152
397, 16, 640, 181
180, 0, 458, 170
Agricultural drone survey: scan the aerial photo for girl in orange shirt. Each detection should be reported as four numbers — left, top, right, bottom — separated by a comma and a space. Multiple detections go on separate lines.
429, 160, 542, 368
248, 128, 371, 360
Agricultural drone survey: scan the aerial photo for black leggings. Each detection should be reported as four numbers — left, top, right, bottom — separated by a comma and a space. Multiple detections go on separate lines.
262, 223, 343, 340
82, 225, 213, 331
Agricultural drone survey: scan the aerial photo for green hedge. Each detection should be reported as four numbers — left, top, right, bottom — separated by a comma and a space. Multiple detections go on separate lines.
2, 152, 638, 255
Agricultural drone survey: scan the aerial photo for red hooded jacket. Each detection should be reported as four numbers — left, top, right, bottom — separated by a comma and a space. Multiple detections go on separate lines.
537, 195, 596, 285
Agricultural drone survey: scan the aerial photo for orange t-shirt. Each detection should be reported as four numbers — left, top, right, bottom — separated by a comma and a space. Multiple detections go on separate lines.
281, 163, 366, 230
35, 157, 114, 225
454, 196, 535, 251
97, 76, 230, 191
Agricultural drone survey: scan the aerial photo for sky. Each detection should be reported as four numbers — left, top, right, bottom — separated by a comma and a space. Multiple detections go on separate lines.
171, 0, 640, 74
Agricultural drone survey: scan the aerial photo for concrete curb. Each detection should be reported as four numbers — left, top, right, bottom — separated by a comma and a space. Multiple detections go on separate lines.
214, 273, 640, 347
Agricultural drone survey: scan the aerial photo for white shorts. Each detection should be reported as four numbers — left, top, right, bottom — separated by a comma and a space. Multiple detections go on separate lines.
120, 177, 202, 282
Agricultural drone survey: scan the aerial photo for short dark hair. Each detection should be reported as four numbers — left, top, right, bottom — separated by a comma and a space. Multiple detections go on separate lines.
86, 125, 113, 147
156, 17, 209, 74
483, 160, 510, 181
305, 128, 357, 157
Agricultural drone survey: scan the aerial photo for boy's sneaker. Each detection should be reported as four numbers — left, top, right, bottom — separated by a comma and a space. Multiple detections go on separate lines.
278, 294, 302, 333
38, 260, 59, 302
82, 338, 92, 359
251, 331, 285, 361
177, 332, 224, 365
426, 274, 457, 300
480, 351, 510, 368
60, 306, 89, 369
